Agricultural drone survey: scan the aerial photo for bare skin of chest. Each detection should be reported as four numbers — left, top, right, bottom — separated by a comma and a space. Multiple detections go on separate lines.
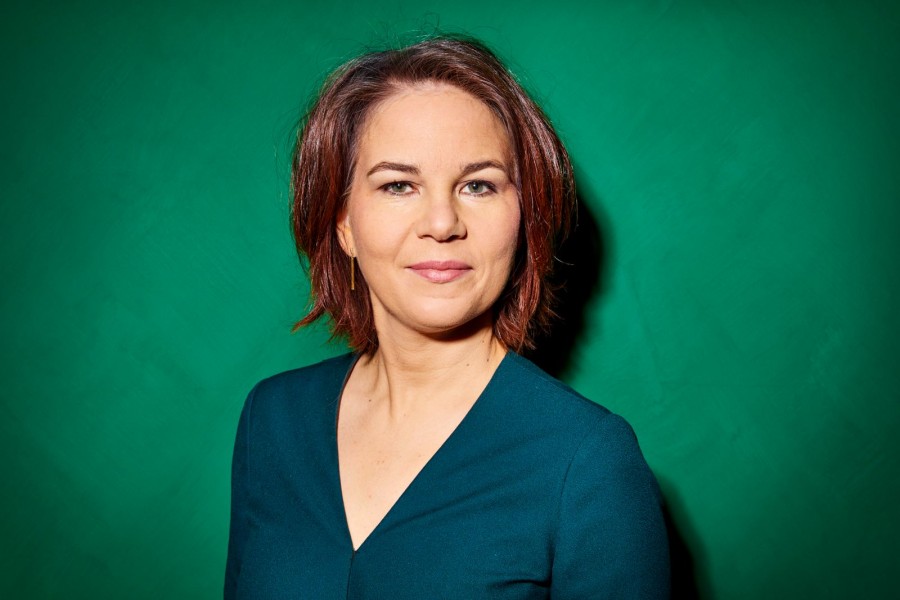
337, 392, 475, 551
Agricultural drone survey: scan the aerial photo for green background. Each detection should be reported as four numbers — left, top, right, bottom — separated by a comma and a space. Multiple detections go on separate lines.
3, 0, 898, 598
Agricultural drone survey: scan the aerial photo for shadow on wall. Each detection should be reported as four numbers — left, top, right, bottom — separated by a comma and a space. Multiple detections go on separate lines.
660, 477, 706, 599
525, 192, 606, 381
524, 185, 703, 599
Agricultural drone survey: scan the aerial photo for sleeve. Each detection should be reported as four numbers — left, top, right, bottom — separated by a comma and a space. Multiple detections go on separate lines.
224, 384, 257, 600
550, 413, 671, 599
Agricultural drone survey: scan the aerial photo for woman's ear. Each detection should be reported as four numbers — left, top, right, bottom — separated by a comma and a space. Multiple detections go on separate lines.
336, 209, 355, 257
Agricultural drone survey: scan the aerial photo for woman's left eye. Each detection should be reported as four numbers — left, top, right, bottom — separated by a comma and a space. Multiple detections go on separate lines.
463, 181, 495, 196
382, 182, 413, 195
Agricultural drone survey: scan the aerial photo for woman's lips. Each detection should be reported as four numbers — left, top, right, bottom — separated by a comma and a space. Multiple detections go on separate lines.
408, 260, 472, 283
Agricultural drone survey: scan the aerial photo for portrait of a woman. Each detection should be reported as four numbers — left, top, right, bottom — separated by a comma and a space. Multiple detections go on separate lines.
225, 35, 670, 598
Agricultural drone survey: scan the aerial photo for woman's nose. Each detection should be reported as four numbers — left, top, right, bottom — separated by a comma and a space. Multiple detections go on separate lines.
416, 192, 466, 241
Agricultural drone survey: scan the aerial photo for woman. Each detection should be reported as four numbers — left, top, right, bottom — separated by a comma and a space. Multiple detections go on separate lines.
226, 36, 670, 599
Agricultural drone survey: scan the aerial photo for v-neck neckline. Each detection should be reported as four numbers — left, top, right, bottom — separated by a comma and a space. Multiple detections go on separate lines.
330, 351, 512, 553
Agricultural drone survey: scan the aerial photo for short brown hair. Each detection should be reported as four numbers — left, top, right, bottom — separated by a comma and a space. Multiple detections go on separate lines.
291, 35, 574, 354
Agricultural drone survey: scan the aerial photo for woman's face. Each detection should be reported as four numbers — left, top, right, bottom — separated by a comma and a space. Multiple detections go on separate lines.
338, 82, 521, 341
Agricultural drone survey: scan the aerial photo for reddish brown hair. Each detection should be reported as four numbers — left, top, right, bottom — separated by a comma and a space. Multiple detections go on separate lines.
291, 35, 574, 354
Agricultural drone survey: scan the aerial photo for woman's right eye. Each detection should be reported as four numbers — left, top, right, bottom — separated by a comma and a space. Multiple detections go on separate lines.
382, 182, 413, 195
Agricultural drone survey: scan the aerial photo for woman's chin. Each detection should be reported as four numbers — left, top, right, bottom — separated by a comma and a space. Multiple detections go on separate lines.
380, 305, 494, 342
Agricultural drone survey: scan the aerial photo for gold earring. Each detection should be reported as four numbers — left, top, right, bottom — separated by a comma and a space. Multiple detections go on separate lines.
350, 254, 356, 291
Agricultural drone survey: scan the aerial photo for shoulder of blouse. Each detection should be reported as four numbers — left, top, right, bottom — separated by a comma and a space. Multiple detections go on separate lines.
243, 352, 356, 411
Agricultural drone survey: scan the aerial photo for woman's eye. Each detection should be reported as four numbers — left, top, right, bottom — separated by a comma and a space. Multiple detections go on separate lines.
463, 181, 494, 196
383, 182, 413, 195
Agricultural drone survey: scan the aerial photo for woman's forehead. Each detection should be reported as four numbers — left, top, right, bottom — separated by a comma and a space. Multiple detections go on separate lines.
355, 85, 512, 170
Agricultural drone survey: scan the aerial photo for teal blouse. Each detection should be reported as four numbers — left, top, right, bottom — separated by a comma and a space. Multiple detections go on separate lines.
225, 352, 670, 598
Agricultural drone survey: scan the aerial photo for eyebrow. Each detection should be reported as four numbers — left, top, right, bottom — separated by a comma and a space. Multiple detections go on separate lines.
365, 159, 508, 178
459, 160, 508, 178
366, 161, 420, 177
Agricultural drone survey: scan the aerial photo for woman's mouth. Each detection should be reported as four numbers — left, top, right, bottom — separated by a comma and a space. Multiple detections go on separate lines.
407, 260, 472, 283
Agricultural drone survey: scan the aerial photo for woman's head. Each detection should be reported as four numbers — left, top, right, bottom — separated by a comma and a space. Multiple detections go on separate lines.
292, 35, 574, 353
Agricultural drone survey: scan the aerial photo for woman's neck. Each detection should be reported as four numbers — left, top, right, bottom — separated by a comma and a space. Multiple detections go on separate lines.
352, 319, 507, 420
